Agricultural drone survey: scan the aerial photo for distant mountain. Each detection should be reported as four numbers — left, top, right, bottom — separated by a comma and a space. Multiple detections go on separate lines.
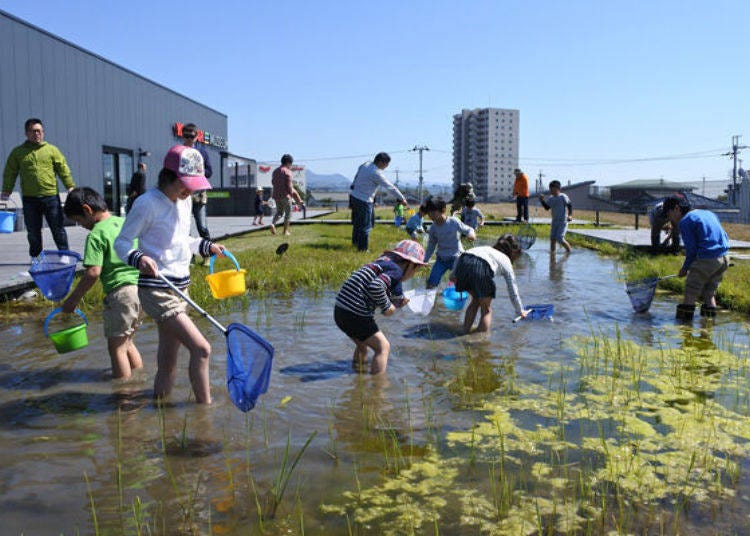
305, 170, 352, 190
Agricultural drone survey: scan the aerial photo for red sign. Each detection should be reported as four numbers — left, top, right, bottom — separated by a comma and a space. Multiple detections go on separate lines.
259, 165, 272, 173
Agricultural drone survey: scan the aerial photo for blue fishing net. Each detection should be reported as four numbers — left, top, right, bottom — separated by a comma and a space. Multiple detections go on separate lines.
625, 277, 658, 313
226, 323, 274, 412
527, 303, 554, 320
29, 250, 81, 301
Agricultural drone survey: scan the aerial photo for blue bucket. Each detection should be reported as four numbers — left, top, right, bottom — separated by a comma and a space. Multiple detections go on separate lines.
0, 211, 15, 233
29, 250, 81, 302
442, 287, 468, 311
527, 303, 554, 320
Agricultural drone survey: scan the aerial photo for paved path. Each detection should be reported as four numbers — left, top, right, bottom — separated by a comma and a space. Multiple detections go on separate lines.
0, 210, 329, 300
570, 228, 750, 250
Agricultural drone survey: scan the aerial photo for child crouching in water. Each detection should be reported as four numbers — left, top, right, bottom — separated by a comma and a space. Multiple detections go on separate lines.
335, 240, 428, 374
115, 145, 226, 404
451, 234, 528, 333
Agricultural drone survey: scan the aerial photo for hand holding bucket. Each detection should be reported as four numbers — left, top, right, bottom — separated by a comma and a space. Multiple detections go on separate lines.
205, 250, 247, 299
44, 307, 89, 353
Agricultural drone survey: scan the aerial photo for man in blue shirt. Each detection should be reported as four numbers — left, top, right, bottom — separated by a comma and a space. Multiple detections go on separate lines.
664, 196, 729, 320
349, 152, 407, 251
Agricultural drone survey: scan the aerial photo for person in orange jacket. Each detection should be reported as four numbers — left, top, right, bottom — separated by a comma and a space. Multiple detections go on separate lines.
512, 168, 529, 223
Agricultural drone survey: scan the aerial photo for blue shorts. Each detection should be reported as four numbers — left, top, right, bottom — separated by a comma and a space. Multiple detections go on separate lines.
427, 255, 457, 287
550, 220, 568, 241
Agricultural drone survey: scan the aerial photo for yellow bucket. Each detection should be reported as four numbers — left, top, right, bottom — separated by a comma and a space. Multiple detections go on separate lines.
205, 251, 247, 299
44, 307, 89, 354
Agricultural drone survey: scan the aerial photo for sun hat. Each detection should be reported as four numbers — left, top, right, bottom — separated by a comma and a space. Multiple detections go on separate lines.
385, 240, 428, 266
163, 145, 211, 191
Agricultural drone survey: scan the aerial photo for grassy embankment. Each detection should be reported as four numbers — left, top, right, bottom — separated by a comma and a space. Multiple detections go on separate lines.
3, 203, 748, 318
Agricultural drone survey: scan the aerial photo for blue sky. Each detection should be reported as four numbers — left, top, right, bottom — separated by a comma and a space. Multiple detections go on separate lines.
3, 0, 750, 186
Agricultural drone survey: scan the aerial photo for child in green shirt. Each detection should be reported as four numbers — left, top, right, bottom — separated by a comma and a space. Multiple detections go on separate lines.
62, 187, 143, 379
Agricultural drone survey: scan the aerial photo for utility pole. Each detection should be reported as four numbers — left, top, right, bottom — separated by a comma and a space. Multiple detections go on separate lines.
411, 145, 430, 203
393, 168, 400, 188
537, 170, 545, 195
724, 135, 749, 205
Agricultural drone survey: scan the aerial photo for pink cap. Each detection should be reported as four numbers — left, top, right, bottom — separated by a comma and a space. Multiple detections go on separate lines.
163, 145, 212, 191
386, 240, 428, 266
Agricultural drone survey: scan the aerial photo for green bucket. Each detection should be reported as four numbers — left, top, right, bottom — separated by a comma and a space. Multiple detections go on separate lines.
44, 307, 89, 354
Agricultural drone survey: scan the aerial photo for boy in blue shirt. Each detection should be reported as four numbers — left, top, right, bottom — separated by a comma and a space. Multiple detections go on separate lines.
538, 180, 572, 253
664, 196, 730, 320
405, 203, 428, 240
460, 198, 484, 230
423, 196, 476, 289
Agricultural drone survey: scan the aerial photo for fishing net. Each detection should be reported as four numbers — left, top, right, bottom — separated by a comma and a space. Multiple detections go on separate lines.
29, 250, 81, 301
226, 323, 274, 412
625, 277, 658, 313
517, 223, 537, 250
403, 288, 437, 316
527, 303, 554, 320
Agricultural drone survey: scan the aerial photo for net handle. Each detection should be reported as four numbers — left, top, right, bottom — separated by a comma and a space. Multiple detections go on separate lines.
157, 273, 226, 334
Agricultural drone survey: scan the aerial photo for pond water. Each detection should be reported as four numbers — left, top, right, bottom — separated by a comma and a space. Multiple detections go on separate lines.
1, 240, 749, 535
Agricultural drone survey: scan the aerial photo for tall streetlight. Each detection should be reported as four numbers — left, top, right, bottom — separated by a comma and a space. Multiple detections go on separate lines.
411, 145, 429, 203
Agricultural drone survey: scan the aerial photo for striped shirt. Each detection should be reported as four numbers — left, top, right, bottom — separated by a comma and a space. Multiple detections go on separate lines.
335, 264, 394, 317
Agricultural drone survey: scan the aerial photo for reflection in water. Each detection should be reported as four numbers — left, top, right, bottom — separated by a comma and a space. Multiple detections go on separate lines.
1, 241, 749, 533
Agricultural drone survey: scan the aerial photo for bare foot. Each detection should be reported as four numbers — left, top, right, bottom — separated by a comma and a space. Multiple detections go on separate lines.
284, 231, 291, 236
270, 224, 276, 235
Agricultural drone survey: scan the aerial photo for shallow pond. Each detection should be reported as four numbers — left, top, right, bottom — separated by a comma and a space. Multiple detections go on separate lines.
1, 240, 749, 535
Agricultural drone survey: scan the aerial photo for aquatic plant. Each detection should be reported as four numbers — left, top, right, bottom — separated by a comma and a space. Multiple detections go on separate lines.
321, 334, 750, 534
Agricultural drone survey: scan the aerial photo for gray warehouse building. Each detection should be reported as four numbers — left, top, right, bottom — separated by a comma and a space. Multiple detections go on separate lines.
0, 8, 228, 217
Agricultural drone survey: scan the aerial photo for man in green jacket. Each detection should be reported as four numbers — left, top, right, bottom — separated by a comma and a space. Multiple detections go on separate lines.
2, 118, 76, 258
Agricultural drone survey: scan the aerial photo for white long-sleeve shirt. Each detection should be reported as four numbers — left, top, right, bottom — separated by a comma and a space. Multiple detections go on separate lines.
350, 162, 405, 204
114, 189, 210, 287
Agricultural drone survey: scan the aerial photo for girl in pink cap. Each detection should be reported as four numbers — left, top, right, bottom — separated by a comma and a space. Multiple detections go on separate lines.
115, 145, 226, 404
334, 239, 427, 374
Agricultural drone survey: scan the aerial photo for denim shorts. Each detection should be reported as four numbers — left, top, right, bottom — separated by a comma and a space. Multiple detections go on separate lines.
427, 255, 457, 287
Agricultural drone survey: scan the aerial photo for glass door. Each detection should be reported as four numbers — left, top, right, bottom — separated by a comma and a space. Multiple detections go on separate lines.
102, 148, 134, 216
102, 153, 115, 212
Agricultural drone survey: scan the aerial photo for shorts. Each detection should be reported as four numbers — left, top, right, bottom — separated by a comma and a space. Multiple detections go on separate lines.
139, 286, 188, 324
684, 256, 729, 303
427, 255, 458, 287
103, 284, 141, 338
453, 254, 496, 299
274, 198, 292, 224
334, 305, 379, 342
550, 220, 568, 241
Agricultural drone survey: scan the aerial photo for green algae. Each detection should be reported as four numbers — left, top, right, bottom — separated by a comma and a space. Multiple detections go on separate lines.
322, 333, 750, 533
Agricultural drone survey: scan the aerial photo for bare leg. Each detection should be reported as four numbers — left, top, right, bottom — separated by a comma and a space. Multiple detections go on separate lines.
463, 295, 480, 333
154, 321, 181, 399
126, 338, 143, 370
362, 331, 391, 375
283, 219, 291, 235
560, 238, 572, 252
351, 339, 369, 372
476, 297, 494, 333
157, 313, 213, 404
108, 336, 142, 379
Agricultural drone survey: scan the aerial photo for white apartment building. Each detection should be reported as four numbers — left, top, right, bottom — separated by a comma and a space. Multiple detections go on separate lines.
452, 108, 519, 201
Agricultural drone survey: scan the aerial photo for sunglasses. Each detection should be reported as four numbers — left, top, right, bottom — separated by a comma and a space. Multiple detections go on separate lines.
183, 132, 196, 139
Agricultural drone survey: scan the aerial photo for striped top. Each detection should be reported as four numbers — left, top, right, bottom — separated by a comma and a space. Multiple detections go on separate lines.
335, 264, 394, 317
